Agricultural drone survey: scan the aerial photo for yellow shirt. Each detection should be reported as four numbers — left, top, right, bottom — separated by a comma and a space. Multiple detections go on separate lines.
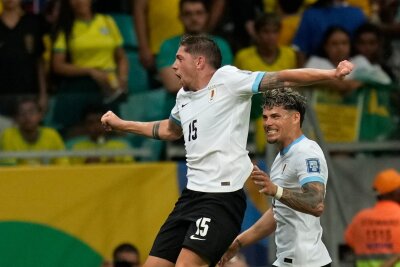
148, 0, 183, 54
70, 138, 134, 164
53, 14, 123, 70
234, 45, 297, 153
0, 127, 69, 166
234, 45, 297, 71
279, 15, 302, 46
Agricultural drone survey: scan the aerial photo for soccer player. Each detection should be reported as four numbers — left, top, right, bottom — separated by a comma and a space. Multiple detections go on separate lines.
220, 88, 332, 267
101, 35, 353, 267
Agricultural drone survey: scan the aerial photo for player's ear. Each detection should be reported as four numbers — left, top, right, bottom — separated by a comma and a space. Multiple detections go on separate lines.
293, 111, 301, 124
196, 55, 206, 69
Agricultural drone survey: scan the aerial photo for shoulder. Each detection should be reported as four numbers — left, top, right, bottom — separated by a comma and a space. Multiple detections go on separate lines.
1, 127, 18, 138
40, 127, 63, 138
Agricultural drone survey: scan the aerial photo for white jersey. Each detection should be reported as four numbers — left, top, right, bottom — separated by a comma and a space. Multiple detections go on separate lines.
271, 135, 331, 267
170, 65, 265, 192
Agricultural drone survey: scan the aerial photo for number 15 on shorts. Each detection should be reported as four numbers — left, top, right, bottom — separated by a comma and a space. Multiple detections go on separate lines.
190, 217, 211, 240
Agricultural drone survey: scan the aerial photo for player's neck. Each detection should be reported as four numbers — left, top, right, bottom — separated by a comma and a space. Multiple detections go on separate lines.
192, 69, 216, 91
280, 131, 304, 151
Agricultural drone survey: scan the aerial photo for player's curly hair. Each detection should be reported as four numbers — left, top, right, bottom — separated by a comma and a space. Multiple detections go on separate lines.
263, 88, 307, 126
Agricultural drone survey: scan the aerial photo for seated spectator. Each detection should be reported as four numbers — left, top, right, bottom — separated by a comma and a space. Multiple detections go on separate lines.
353, 23, 393, 84
345, 169, 400, 267
51, 0, 128, 136
101, 243, 140, 267
0, 96, 69, 166
156, 0, 233, 95
0, 0, 47, 123
304, 26, 362, 91
234, 12, 298, 154
293, 0, 366, 60
69, 105, 134, 165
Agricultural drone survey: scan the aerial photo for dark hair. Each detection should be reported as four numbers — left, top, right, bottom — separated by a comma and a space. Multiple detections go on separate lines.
278, 0, 304, 14
179, 0, 209, 12
317, 26, 352, 58
13, 96, 41, 116
354, 23, 382, 43
263, 88, 307, 126
254, 12, 281, 33
180, 34, 222, 69
113, 243, 140, 261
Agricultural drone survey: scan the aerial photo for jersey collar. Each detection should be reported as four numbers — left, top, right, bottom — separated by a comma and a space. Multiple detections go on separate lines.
280, 135, 306, 156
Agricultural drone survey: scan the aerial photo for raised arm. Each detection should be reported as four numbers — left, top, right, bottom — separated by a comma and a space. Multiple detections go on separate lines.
252, 165, 325, 217
101, 111, 182, 141
219, 208, 276, 266
259, 60, 354, 91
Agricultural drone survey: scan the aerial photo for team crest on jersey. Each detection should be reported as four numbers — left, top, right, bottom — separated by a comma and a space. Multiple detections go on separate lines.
208, 85, 217, 102
306, 158, 320, 173
100, 27, 110, 35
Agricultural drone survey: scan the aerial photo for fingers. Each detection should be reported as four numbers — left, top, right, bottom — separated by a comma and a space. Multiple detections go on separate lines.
101, 111, 114, 131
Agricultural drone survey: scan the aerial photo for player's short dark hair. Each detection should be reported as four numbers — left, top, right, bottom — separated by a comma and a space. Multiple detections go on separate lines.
113, 243, 140, 260
263, 88, 307, 126
180, 34, 222, 69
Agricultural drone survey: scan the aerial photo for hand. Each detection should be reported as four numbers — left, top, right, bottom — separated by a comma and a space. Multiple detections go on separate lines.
89, 69, 111, 88
219, 240, 241, 267
101, 110, 124, 132
335, 60, 354, 80
251, 165, 277, 196
139, 46, 155, 70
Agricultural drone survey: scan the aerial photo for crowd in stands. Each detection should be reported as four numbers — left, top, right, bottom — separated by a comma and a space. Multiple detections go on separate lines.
0, 0, 400, 166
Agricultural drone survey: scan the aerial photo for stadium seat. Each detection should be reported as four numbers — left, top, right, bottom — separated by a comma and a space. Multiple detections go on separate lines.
126, 51, 150, 93
109, 13, 138, 51
120, 89, 169, 161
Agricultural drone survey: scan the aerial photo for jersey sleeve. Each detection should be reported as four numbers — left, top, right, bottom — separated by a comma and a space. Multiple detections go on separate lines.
170, 102, 181, 127
294, 144, 328, 187
218, 66, 265, 96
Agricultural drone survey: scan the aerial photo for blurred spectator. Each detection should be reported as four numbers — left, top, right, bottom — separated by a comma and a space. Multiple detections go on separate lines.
51, 0, 128, 137
0, 96, 69, 166
132, 0, 183, 70
133, 0, 225, 71
214, 0, 263, 53
0, 0, 47, 121
353, 22, 394, 84
156, 0, 233, 95
95, 0, 131, 14
101, 243, 140, 267
304, 26, 362, 91
276, 0, 304, 46
234, 12, 298, 154
69, 105, 134, 164
292, 0, 366, 60
345, 169, 400, 266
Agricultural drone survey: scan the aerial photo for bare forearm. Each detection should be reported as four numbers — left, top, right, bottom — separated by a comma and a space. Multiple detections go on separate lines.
53, 61, 92, 77
120, 119, 181, 141
259, 69, 336, 91
37, 59, 47, 96
237, 208, 276, 247
278, 182, 325, 217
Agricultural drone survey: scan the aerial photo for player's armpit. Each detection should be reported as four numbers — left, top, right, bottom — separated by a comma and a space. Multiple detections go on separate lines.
279, 182, 325, 217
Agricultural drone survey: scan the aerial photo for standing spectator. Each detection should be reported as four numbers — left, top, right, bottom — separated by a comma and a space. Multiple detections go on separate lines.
292, 0, 366, 60
345, 169, 400, 267
157, 0, 233, 95
133, 0, 225, 70
0, 97, 69, 166
51, 0, 128, 137
0, 0, 47, 120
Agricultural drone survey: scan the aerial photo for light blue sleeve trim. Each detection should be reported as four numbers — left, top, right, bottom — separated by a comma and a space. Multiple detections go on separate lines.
252, 72, 266, 93
169, 115, 181, 126
300, 176, 326, 186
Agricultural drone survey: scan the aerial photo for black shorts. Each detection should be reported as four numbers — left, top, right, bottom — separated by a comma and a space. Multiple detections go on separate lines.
149, 188, 246, 267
